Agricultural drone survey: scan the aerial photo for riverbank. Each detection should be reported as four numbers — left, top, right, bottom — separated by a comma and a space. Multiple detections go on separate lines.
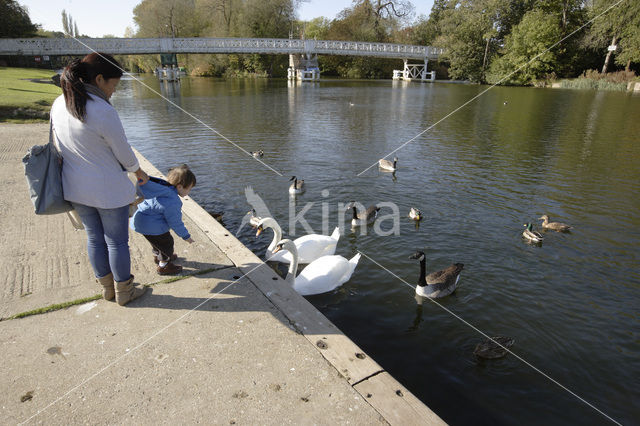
0, 67, 61, 122
0, 123, 444, 424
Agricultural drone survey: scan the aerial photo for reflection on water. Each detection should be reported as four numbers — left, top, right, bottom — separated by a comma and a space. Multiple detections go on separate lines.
114, 76, 639, 425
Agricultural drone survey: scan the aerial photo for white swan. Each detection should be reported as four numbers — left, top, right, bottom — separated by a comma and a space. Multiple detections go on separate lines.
274, 239, 361, 296
256, 217, 340, 264
378, 157, 398, 172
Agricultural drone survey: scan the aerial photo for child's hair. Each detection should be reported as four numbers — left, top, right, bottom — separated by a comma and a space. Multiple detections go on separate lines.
167, 164, 196, 188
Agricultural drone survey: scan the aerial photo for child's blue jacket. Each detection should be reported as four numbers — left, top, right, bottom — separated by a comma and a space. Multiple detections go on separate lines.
129, 177, 190, 240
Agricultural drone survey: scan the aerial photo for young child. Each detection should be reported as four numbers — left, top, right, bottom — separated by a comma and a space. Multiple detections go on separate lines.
130, 164, 196, 275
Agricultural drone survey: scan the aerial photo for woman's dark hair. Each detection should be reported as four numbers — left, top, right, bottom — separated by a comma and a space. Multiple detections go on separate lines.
60, 52, 123, 120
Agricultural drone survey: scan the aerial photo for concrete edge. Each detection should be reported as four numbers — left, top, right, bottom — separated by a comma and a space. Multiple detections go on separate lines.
134, 151, 446, 425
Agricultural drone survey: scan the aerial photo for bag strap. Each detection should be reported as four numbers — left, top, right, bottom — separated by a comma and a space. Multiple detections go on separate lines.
49, 119, 61, 155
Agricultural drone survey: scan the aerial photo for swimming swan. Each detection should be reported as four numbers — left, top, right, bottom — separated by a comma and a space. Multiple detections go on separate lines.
274, 239, 361, 296
256, 217, 340, 264
378, 157, 398, 172
409, 251, 463, 298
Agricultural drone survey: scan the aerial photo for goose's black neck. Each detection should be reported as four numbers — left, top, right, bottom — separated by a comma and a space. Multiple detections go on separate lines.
351, 206, 358, 220
417, 256, 426, 286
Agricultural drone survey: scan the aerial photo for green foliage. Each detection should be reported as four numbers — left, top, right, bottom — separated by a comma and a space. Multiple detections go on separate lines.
487, 9, 562, 85
0, 0, 38, 38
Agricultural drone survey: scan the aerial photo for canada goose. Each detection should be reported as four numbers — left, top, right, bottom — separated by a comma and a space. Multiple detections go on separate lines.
378, 157, 398, 172
473, 336, 514, 359
289, 176, 305, 194
255, 217, 340, 264
409, 208, 422, 221
273, 239, 361, 296
251, 150, 264, 158
522, 223, 543, 243
347, 202, 379, 226
539, 215, 572, 232
409, 251, 463, 298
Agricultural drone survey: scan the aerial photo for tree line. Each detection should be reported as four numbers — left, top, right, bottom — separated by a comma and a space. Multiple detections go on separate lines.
2, 0, 639, 84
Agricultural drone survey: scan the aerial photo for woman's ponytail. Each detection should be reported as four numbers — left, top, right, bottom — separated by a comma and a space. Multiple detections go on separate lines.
60, 59, 89, 121
60, 53, 123, 121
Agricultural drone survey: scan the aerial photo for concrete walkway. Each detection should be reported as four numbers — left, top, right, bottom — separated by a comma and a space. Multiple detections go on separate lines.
0, 123, 445, 425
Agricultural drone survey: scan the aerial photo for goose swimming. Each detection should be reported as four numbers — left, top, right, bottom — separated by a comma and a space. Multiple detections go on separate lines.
256, 217, 340, 264
378, 157, 398, 172
409, 251, 463, 298
347, 202, 379, 226
273, 239, 361, 296
289, 176, 305, 194
539, 215, 572, 232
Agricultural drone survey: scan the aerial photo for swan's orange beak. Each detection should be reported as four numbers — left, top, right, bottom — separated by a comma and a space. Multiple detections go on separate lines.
255, 226, 263, 237
272, 244, 282, 254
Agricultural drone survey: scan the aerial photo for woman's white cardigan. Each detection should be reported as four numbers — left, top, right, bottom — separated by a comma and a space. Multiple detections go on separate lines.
51, 94, 140, 209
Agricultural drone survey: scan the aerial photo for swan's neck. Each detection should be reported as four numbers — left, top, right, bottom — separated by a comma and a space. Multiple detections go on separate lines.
418, 257, 426, 287
265, 219, 282, 253
284, 242, 298, 283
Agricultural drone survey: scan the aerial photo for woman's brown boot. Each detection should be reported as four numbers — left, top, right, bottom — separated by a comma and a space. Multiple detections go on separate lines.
115, 275, 147, 306
97, 272, 115, 301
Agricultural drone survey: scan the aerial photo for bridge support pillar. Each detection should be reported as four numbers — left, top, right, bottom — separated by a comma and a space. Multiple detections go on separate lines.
392, 58, 435, 82
288, 52, 320, 81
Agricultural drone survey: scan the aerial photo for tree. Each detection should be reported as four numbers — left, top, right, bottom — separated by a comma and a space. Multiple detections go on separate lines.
588, 0, 640, 72
487, 9, 562, 85
0, 0, 38, 38
61, 9, 77, 37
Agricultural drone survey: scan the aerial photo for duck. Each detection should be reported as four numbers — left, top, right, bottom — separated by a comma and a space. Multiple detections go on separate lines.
539, 215, 572, 232
409, 207, 422, 221
289, 176, 305, 194
273, 239, 361, 296
255, 217, 340, 264
347, 202, 379, 226
409, 251, 464, 298
251, 150, 264, 158
473, 336, 514, 359
522, 223, 544, 243
378, 156, 398, 172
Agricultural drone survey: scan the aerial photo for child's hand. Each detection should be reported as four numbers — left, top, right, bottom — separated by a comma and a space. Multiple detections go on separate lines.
186, 237, 194, 244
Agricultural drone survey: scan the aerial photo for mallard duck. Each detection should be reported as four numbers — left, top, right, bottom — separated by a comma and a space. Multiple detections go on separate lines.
473, 336, 514, 359
251, 150, 264, 158
539, 215, 572, 232
522, 223, 543, 243
409, 207, 422, 221
409, 251, 463, 298
378, 157, 398, 172
347, 202, 379, 226
289, 176, 304, 194
273, 239, 361, 296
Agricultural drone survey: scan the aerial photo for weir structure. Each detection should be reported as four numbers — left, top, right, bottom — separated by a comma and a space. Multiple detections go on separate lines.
0, 37, 443, 82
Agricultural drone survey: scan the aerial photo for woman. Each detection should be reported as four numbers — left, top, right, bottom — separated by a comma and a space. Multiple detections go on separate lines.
51, 52, 148, 306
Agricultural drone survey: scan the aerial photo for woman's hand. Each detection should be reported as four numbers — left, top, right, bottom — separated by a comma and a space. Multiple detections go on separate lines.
134, 168, 149, 185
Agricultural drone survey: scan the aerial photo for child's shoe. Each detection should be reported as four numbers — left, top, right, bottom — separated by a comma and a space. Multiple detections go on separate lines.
153, 253, 178, 264
157, 262, 182, 275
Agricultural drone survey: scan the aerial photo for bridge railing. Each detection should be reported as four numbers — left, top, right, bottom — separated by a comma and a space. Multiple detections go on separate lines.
0, 37, 443, 60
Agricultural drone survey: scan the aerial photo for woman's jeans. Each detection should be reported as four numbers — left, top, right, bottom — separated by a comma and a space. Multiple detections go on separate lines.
72, 203, 131, 282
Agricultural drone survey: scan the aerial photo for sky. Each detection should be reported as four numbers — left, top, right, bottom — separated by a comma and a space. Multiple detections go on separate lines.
19, 0, 434, 38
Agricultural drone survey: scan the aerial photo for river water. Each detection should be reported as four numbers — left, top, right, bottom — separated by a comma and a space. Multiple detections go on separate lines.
113, 76, 639, 425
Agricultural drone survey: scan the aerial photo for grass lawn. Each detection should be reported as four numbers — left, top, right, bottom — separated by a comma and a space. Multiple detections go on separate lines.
0, 67, 61, 122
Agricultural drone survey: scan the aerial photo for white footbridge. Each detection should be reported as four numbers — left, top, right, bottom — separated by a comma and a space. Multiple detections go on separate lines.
0, 37, 443, 82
